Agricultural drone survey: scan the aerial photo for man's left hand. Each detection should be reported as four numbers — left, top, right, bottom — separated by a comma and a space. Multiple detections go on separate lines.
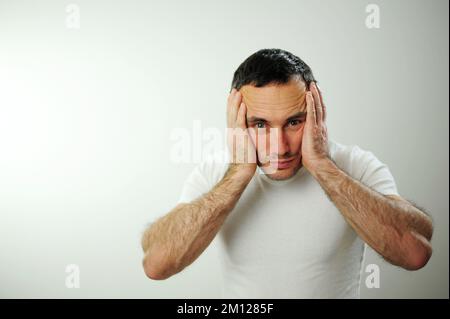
301, 82, 330, 173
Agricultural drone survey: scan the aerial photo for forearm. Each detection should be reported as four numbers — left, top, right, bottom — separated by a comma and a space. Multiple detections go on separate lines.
141, 165, 253, 280
311, 159, 433, 270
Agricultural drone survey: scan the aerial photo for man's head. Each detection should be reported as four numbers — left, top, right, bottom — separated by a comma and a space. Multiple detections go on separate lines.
231, 49, 317, 181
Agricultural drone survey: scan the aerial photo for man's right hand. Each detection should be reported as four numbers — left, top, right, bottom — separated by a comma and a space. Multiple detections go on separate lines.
226, 88, 257, 179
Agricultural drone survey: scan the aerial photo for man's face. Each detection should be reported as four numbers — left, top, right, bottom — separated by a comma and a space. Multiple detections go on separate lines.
241, 78, 308, 180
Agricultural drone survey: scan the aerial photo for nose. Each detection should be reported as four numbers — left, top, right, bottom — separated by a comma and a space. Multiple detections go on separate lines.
269, 127, 290, 158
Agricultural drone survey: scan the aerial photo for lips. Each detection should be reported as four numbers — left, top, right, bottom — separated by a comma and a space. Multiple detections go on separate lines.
270, 158, 295, 164
268, 157, 295, 170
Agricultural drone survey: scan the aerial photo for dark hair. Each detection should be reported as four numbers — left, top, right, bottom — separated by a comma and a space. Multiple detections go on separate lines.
231, 48, 316, 91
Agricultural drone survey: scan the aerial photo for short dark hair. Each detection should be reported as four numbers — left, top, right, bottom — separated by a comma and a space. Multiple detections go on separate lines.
231, 48, 316, 91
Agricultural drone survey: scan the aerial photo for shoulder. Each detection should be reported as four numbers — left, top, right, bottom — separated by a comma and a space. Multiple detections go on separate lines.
177, 149, 230, 204
329, 139, 400, 196
329, 139, 384, 181
193, 149, 230, 189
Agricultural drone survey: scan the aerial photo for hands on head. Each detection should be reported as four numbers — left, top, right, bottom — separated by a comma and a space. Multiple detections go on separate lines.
226, 88, 257, 177
301, 81, 330, 173
226, 81, 330, 179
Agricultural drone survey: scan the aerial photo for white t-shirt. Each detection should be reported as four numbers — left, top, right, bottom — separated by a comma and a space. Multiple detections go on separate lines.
177, 139, 400, 298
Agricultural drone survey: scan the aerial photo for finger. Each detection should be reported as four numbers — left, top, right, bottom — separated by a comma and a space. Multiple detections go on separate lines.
227, 88, 237, 111
306, 91, 317, 126
248, 126, 258, 150
227, 88, 237, 126
227, 87, 236, 101
237, 102, 247, 128
310, 82, 323, 124
229, 91, 241, 126
316, 83, 327, 122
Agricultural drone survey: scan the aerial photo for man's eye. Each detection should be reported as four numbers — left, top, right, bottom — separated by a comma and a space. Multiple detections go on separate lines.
256, 122, 265, 128
288, 119, 302, 126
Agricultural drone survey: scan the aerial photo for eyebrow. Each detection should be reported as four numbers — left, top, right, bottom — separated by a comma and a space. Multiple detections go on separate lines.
247, 111, 307, 124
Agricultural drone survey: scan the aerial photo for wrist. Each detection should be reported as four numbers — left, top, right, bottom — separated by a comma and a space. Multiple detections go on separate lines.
308, 158, 338, 180
227, 163, 256, 182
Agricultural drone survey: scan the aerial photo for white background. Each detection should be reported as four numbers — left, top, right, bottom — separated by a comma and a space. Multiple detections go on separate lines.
0, 0, 448, 298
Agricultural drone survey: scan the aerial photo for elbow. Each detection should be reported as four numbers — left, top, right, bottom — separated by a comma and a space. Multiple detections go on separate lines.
143, 264, 170, 281
404, 249, 432, 271
142, 252, 176, 281
402, 232, 433, 271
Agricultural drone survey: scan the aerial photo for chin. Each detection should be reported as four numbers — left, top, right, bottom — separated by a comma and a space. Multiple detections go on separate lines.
264, 169, 295, 181
260, 156, 303, 181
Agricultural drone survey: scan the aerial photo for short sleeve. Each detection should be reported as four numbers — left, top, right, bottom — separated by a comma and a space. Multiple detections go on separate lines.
351, 146, 400, 196
177, 150, 229, 204
177, 163, 211, 204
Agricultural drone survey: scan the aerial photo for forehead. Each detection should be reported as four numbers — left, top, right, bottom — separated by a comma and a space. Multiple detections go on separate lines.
240, 79, 308, 119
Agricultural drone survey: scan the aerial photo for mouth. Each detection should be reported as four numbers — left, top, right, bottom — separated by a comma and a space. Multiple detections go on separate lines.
270, 157, 296, 169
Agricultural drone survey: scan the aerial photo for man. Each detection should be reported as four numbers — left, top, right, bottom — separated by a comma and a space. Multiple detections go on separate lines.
141, 49, 433, 298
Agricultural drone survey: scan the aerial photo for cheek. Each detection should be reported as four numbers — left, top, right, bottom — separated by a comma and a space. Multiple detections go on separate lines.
248, 129, 263, 148
250, 132, 273, 159
287, 127, 304, 150
248, 129, 267, 146
253, 134, 269, 154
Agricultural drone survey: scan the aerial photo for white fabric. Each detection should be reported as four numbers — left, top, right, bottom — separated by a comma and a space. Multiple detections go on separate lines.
177, 139, 399, 298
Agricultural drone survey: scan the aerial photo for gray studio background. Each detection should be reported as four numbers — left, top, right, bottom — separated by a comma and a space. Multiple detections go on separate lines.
0, 0, 448, 298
